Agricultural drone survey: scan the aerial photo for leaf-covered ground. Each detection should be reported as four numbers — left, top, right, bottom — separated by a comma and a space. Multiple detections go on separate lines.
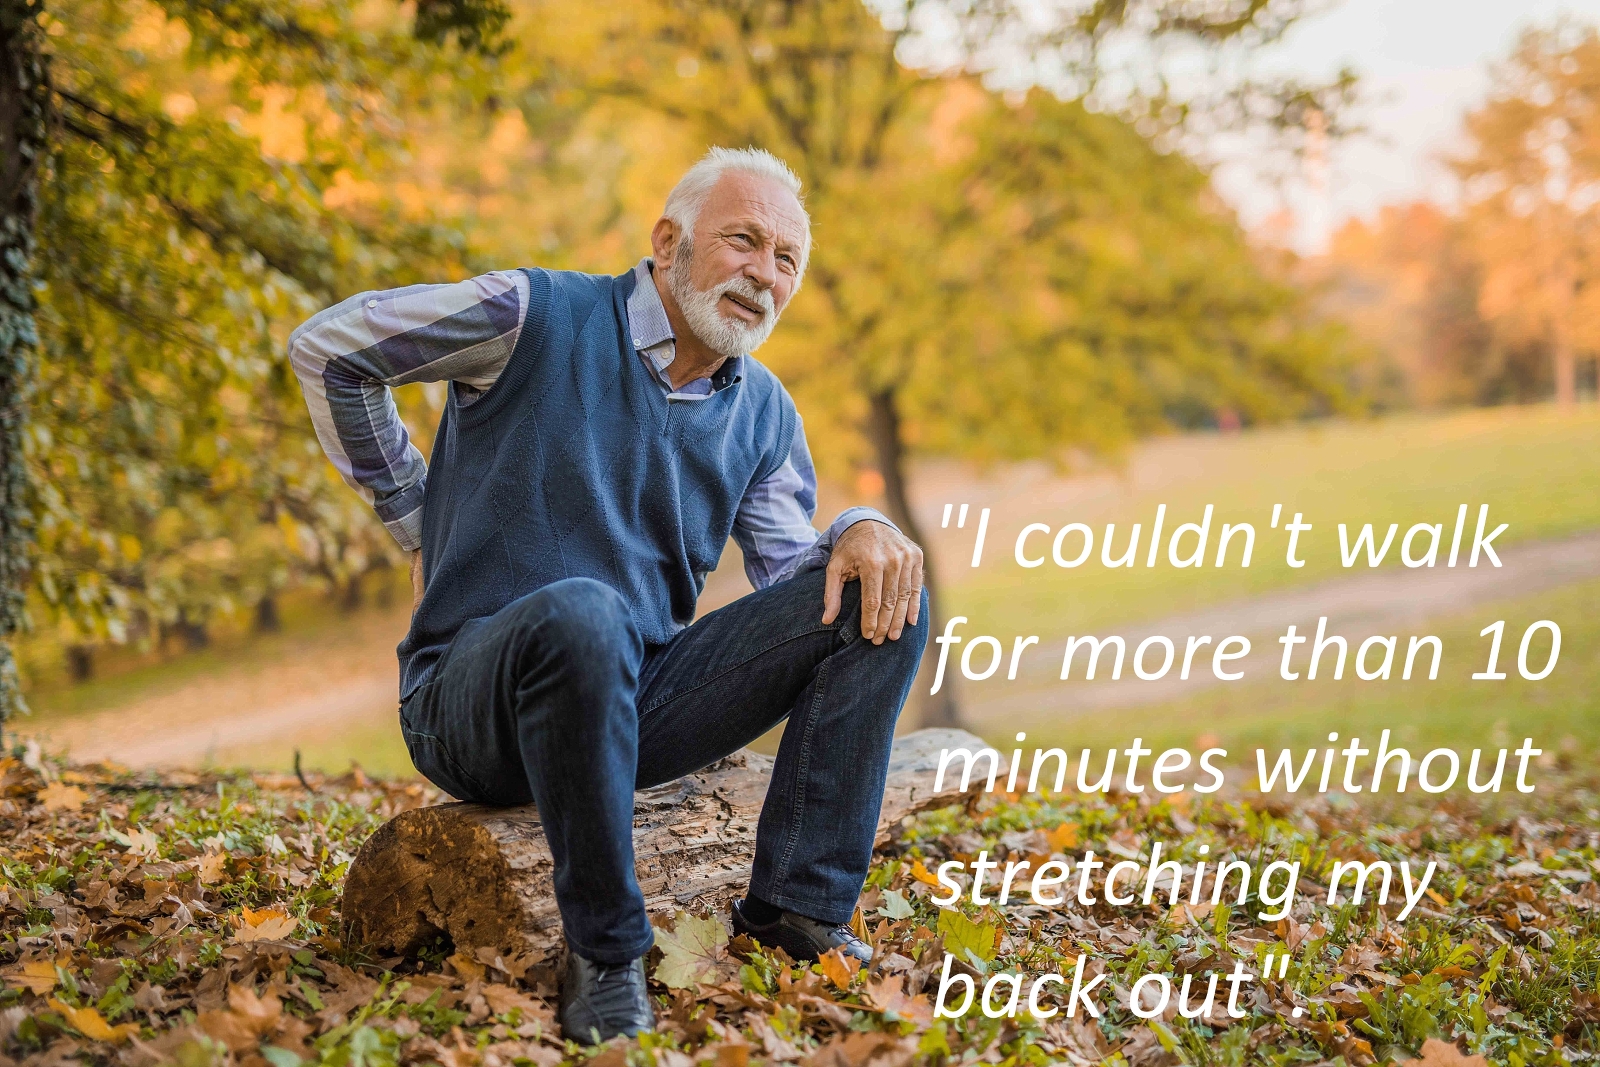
1, 741, 1597, 1067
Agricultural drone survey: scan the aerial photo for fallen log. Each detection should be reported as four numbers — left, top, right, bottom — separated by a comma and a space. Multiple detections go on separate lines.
342, 727, 996, 961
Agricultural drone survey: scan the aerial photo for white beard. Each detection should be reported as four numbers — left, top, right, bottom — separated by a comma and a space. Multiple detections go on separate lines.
665, 239, 778, 359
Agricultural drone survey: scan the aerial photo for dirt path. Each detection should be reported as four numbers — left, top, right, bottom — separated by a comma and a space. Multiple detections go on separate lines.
963, 529, 1600, 732
16, 606, 412, 769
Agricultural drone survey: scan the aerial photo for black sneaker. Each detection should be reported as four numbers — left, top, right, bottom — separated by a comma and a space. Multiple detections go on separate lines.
557, 952, 654, 1045
731, 898, 871, 964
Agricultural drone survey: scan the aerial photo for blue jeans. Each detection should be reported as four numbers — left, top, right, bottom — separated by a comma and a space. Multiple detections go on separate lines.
398, 567, 929, 964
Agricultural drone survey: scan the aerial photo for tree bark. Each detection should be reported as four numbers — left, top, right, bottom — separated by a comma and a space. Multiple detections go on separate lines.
254, 594, 281, 633
864, 387, 963, 729
341, 727, 999, 962
1553, 338, 1577, 408
0, 0, 47, 724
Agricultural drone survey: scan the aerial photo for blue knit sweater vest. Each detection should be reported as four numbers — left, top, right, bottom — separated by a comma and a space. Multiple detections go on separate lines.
397, 266, 798, 699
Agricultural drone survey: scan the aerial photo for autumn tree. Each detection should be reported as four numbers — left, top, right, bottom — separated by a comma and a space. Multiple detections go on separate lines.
1457, 22, 1600, 407
0, 0, 509, 714
527, 0, 1356, 725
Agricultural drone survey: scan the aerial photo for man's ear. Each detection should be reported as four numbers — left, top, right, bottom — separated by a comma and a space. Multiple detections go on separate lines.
651, 216, 680, 269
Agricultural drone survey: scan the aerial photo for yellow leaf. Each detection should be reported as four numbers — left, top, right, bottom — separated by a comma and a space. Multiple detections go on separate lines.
38, 782, 87, 812
936, 909, 998, 962
1426, 887, 1450, 907
447, 951, 486, 982
3, 960, 62, 994
233, 906, 299, 943
818, 947, 861, 989
909, 859, 942, 887
49, 999, 140, 1044
1045, 822, 1079, 852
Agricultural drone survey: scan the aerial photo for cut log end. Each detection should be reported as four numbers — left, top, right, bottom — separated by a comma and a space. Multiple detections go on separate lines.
342, 728, 996, 961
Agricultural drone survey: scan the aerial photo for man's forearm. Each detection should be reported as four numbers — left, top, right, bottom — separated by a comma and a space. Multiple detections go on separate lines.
286, 270, 529, 551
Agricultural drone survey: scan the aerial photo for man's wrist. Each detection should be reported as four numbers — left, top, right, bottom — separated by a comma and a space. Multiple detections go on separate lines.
823, 506, 897, 550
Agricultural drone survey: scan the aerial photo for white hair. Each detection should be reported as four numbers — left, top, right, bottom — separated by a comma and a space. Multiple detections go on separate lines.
663, 147, 811, 272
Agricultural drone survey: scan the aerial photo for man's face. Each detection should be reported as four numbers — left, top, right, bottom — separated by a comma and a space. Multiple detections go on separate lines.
656, 171, 808, 359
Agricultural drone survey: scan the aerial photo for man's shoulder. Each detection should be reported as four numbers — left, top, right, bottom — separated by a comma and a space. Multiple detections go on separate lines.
517, 267, 628, 330
740, 356, 793, 405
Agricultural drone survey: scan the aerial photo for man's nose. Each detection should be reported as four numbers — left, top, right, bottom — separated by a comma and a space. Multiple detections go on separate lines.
744, 249, 777, 291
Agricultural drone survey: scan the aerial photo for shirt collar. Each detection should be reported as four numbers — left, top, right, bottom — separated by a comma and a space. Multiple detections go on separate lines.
625, 258, 744, 394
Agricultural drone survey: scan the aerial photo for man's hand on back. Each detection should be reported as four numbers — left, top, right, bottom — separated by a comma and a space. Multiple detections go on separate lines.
822, 521, 923, 644
410, 549, 425, 614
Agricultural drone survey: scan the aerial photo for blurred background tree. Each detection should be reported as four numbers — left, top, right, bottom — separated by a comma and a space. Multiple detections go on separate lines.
1456, 22, 1600, 409
0, 0, 513, 714
522, 0, 1359, 724
1310, 23, 1600, 412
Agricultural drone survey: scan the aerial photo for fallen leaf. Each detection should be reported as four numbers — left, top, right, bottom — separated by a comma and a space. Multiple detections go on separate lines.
909, 859, 943, 887
1415, 1039, 1489, 1067
122, 828, 161, 857
3, 960, 62, 995
937, 909, 998, 963
817, 948, 860, 989
653, 912, 730, 989
196, 851, 228, 884
233, 906, 300, 943
876, 888, 915, 920
1046, 822, 1080, 852
38, 782, 87, 812
866, 974, 933, 1027
49, 999, 140, 1044
446, 951, 486, 982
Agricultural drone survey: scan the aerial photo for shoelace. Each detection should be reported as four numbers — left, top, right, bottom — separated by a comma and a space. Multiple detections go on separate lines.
834, 924, 869, 954
589, 963, 646, 1004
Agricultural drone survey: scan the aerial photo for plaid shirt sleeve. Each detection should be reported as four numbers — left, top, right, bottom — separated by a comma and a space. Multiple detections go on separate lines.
286, 270, 530, 552
732, 414, 896, 589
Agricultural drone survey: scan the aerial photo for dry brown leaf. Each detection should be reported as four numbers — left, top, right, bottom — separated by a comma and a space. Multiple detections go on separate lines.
482, 983, 551, 1023
196, 852, 228, 885
865, 974, 933, 1027
37, 782, 87, 812
1415, 1039, 1490, 1067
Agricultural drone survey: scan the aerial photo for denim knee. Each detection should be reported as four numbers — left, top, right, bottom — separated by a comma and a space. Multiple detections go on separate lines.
506, 578, 640, 688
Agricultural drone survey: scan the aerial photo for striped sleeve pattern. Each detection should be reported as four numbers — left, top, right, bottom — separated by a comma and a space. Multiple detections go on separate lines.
286, 270, 530, 551
732, 414, 896, 589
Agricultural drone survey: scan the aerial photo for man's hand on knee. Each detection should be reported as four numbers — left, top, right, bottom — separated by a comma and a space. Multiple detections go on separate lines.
821, 520, 923, 644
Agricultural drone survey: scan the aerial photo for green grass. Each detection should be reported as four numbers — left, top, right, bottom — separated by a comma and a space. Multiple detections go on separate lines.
18, 570, 411, 718
942, 404, 1600, 637
208, 712, 418, 780
1025, 575, 1600, 761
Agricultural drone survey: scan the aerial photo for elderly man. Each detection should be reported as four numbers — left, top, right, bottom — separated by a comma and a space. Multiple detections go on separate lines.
288, 148, 927, 1042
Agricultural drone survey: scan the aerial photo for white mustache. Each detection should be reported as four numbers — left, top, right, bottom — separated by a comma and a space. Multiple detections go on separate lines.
711, 276, 775, 318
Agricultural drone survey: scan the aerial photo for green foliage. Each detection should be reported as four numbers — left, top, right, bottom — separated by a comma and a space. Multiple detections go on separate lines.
25, 0, 496, 650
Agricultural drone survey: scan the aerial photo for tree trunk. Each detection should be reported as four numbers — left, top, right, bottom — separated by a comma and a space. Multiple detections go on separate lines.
254, 594, 281, 633
341, 728, 1000, 962
65, 643, 93, 682
864, 388, 963, 729
1553, 338, 1576, 408
0, 0, 47, 724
